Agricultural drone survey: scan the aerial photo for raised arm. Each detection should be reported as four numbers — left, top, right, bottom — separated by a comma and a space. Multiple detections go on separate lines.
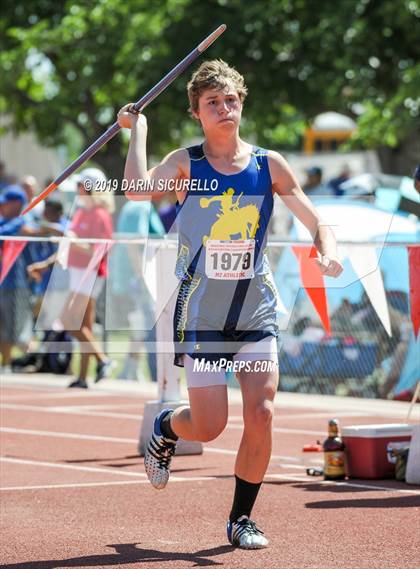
268, 151, 343, 278
117, 104, 189, 202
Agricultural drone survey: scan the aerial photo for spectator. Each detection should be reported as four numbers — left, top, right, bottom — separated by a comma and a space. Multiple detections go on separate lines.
21, 175, 44, 223
331, 298, 355, 331
0, 186, 30, 371
0, 186, 61, 371
14, 200, 70, 373
328, 164, 351, 197
0, 161, 11, 191
59, 168, 115, 388
29, 199, 68, 315
394, 163, 420, 400
23, 200, 70, 372
110, 199, 165, 381
302, 166, 332, 197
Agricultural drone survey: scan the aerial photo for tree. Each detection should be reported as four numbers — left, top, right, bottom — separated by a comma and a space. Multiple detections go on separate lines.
1, 0, 419, 178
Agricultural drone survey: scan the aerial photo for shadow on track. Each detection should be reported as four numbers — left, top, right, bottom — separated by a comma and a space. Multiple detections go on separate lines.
265, 480, 417, 495
264, 480, 420, 508
305, 495, 420, 509
0, 543, 234, 568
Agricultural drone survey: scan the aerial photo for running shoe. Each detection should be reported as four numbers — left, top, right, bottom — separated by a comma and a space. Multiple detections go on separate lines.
95, 359, 116, 383
68, 378, 88, 389
227, 515, 268, 549
144, 409, 177, 489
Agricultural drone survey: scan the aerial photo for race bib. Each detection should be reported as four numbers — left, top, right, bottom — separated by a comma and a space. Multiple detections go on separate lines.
205, 239, 255, 280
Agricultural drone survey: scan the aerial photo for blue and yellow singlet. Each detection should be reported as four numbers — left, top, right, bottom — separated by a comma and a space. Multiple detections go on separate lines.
175, 144, 273, 280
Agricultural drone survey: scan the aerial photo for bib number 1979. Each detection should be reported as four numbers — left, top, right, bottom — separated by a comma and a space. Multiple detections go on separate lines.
205, 239, 255, 280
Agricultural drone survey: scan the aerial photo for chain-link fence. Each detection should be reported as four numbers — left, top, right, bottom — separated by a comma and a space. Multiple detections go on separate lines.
0, 235, 418, 399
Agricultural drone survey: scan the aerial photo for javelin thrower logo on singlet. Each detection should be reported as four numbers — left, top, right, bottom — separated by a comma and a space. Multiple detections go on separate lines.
200, 188, 260, 245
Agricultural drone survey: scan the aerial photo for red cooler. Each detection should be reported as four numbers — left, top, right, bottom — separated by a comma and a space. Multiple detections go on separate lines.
342, 423, 413, 479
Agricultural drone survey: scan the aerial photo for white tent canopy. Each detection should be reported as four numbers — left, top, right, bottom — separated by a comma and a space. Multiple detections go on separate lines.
312, 112, 356, 131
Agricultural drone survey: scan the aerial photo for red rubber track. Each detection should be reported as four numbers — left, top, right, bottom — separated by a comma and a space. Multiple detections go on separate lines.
1, 378, 419, 569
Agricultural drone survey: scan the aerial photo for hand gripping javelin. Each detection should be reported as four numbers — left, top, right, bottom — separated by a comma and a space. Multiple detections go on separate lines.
22, 25, 227, 215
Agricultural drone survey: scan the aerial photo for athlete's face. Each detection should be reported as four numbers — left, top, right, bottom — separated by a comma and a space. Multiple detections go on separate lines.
194, 84, 242, 132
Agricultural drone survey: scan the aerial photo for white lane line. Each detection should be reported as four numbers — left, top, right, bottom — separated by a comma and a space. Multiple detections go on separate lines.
265, 473, 420, 495
0, 428, 305, 464
48, 403, 144, 411
1, 403, 367, 425
0, 427, 137, 444
1, 403, 142, 420
0, 476, 220, 492
4, 465, 418, 494
88, 411, 141, 420
275, 464, 310, 470
0, 457, 146, 478
2, 378, 415, 420
204, 447, 302, 463
272, 426, 325, 436
0, 457, 221, 486
227, 423, 325, 436
1, 480, 147, 491
1, 391, 118, 401
5, 473, 418, 495
273, 411, 370, 419
1, 425, 328, 445
1, 404, 370, 430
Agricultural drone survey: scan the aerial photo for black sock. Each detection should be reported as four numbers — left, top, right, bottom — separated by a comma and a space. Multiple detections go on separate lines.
160, 410, 178, 441
229, 475, 262, 522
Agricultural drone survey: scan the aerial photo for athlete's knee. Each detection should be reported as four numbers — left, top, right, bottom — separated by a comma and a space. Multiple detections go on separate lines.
243, 399, 274, 432
193, 419, 227, 442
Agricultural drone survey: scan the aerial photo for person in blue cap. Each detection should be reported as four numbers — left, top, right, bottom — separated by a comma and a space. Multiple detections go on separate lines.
0, 185, 63, 238
302, 166, 332, 197
0, 185, 64, 372
0, 186, 37, 371
0, 185, 28, 236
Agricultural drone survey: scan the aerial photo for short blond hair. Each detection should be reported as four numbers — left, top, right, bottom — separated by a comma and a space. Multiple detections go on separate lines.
187, 59, 248, 114
89, 189, 115, 213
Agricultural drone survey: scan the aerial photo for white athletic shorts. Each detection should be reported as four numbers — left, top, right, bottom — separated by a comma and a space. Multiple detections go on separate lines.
184, 335, 278, 389
68, 267, 105, 300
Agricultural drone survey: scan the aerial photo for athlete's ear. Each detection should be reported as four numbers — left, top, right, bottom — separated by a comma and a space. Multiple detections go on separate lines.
192, 110, 202, 128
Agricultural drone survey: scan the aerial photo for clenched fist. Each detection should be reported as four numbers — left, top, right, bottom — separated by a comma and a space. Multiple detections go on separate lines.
117, 103, 148, 131
316, 254, 343, 278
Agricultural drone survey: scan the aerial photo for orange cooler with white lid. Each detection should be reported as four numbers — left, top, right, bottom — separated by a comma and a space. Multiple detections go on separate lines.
342, 423, 413, 479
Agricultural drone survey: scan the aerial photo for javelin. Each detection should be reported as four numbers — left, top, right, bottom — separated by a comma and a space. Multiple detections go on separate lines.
22, 24, 227, 215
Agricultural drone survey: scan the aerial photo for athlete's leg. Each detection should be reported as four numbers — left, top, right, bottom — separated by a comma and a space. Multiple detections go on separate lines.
77, 297, 95, 380
144, 354, 228, 489
228, 337, 278, 527
235, 364, 279, 481
61, 294, 107, 362
62, 295, 109, 360
171, 387, 228, 442
225, 340, 278, 549
0, 342, 12, 367
169, 355, 229, 442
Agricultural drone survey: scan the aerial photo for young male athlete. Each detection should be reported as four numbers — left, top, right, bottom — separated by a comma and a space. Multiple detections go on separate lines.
118, 60, 343, 549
